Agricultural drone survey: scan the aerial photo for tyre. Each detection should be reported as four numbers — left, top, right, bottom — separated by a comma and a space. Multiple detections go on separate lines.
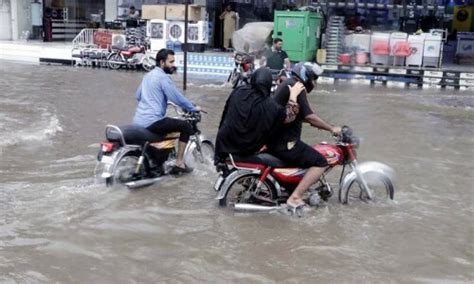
106, 153, 149, 186
230, 69, 241, 89
339, 172, 394, 204
142, 56, 155, 72
185, 141, 215, 168
219, 173, 277, 208
107, 53, 122, 70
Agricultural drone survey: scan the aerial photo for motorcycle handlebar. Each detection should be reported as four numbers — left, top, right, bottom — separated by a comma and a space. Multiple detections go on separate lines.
167, 102, 206, 120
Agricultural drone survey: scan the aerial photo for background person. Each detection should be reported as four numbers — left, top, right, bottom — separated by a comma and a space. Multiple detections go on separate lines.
219, 4, 237, 51
261, 38, 292, 71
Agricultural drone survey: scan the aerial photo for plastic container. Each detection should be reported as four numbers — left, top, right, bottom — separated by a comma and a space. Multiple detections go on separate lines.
370, 33, 390, 65
339, 53, 351, 64
355, 51, 368, 64
389, 32, 408, 66
423, 31, 442, 68
406, 34, 425, 67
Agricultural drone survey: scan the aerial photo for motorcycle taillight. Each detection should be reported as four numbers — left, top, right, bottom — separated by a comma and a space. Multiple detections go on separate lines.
243, 63, 251, 72
101, 142, 114, 153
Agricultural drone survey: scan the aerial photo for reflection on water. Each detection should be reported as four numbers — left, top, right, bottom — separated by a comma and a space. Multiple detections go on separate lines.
0, 62, 473, 282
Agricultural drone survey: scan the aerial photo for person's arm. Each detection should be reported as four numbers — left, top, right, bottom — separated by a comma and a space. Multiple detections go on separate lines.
231, 11, 237, 19
283, 82, 305, 123
219, 11, 226, 20
305, 113, 341, 135
161, 78, 197, 112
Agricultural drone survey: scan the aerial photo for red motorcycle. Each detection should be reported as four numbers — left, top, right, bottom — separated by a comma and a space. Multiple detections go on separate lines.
227, 51, 258, 88
107, 45, 155, 71
214, 126, 395, 212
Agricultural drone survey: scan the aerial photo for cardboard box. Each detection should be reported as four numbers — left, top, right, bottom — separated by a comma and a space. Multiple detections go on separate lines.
166, 5, 203, 22
142, 5, 166, 20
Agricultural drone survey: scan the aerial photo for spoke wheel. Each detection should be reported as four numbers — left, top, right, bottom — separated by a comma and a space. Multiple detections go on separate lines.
230, 69, 241, 89
142, 56, 155, 71
341, 172, 394, 204
108, 155, 148, 186
107, 53, 122, 70
220, 174, 277, 208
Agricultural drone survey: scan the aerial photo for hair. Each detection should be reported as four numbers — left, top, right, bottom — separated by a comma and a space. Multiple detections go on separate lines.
273, 38, 283, 44
130, 6, 135, 10
155, 49, 175, 66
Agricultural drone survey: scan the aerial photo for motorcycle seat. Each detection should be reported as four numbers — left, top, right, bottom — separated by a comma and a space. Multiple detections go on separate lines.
232, 153, 286, 168
106, 125, 165, 145
111, 45, 129, 51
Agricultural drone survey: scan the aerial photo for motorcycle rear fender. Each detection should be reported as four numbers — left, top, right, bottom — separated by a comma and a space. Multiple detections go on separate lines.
101, 145, 141, 178
339, 161, 394, 202
216, 169, 282, 200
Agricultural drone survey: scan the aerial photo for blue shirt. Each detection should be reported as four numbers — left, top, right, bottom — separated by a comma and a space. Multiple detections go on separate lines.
133, 68, 197, 127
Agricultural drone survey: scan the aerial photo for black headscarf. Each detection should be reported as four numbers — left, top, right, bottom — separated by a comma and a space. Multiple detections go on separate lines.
215, 68, 286, 161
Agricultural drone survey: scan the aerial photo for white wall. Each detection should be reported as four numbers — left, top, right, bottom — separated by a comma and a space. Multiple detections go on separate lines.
0, 0, 12, 40
14, 0, 33, 40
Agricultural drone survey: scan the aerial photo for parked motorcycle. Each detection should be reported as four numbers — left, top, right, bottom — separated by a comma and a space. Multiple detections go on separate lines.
107, 45, 155, 72
214, 126, 394, 212
95, 103, 215, 189
227, 51, 257, 88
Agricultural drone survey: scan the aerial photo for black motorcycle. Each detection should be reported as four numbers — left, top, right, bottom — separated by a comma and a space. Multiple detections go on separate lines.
95, 103, 214, 189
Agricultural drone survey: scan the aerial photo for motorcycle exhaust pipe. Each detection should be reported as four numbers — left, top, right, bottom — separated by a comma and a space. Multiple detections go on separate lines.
125, 177, 162, 189
108, 61, 126, 65
234, 203, 280, 212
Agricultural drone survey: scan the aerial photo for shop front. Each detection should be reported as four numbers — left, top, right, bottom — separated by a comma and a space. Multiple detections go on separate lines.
42, 0, 105, 41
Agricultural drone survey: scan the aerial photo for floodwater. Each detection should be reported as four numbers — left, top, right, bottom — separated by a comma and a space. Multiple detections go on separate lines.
1, 61, 473, 283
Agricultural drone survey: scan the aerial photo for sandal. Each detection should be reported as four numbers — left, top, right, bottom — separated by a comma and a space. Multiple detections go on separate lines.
285, 202, 309, 218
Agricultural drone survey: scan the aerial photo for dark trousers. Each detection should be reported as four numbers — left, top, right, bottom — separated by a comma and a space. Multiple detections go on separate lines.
146, 117, 193, 143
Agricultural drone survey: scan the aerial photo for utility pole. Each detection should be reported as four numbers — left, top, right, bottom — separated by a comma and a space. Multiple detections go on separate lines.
183, 0, 189, 90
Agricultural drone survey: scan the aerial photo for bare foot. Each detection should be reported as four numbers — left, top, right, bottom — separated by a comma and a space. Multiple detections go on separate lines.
286, 197, 306, 208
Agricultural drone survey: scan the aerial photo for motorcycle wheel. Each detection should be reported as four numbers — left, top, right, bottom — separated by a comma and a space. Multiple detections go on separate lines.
230, 69, 241, 89
219, 173, 277, 208
106, 154, 149, 187
187, 140, 215, 168
340, 172, 394, 204
107, 53, 122, 70
142, 56, 155, 72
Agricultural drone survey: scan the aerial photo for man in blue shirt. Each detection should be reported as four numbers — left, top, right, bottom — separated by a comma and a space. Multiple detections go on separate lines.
133, 49, 201, 174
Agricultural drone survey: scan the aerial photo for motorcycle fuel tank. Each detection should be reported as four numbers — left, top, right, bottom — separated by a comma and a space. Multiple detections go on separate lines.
313, 143, 344, 166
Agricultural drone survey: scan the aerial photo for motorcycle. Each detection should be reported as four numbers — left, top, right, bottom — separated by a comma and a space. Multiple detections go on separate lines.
227, 51, 257, 88
270, 68, 290, 94
107, 45, 155, 72
95, 103, 215, 189
213, 126, 395, 213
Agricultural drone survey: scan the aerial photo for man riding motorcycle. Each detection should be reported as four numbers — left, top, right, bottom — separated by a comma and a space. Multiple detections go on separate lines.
267, 62, 342, 210
133, 48, 201, 175
215, 67, 305, 163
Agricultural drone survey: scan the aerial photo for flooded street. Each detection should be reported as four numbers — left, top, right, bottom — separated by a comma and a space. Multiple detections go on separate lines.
1, 61, 473, 283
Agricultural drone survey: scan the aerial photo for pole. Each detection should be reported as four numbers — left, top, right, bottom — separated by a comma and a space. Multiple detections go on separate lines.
183, 0, 189, 91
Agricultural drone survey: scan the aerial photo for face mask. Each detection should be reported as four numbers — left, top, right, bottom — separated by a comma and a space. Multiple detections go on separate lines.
163, 66, 177, 74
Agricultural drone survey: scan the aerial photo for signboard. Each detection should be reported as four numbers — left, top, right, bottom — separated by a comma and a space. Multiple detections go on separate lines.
93, 31, 112, 49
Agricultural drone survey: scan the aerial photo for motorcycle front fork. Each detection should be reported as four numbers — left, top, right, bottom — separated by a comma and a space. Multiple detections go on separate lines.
350, 160, 373, 200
